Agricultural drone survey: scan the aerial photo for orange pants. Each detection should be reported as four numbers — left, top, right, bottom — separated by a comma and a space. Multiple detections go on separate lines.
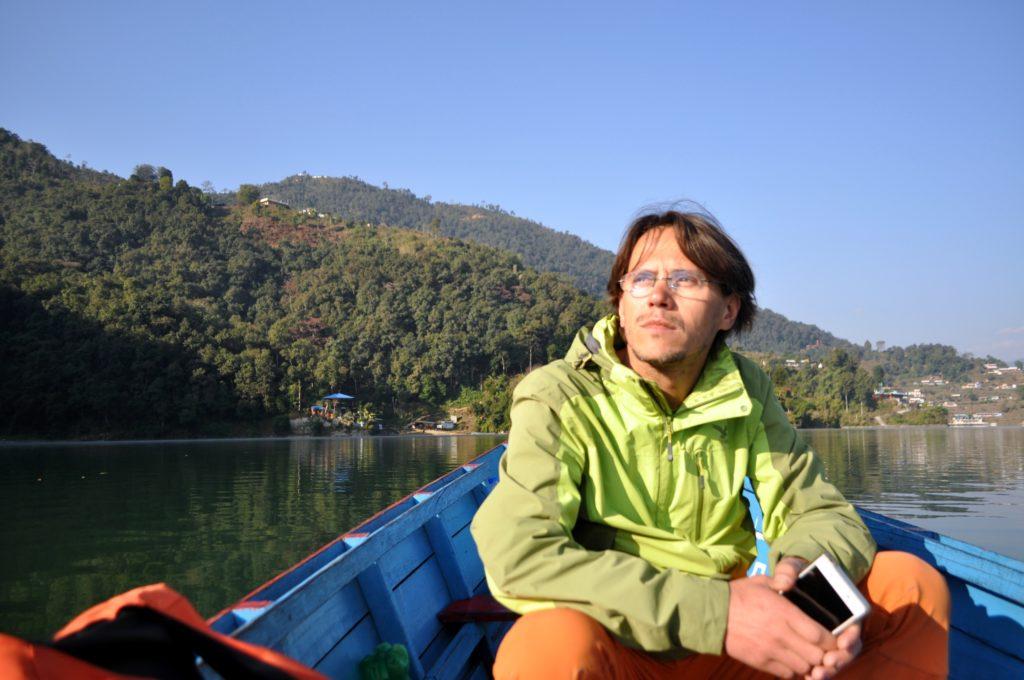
494, 551, 950, 679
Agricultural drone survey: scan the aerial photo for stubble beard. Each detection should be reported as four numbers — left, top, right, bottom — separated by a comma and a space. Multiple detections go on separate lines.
631, 346, 692, 369
621, 318, 720, 373
621, 323, 696, 369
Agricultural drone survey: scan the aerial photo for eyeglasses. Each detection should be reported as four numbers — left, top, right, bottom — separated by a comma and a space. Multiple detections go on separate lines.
619, 269, 717, 298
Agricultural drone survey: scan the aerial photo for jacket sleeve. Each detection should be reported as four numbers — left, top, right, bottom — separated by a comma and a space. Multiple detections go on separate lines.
748, 384, 876, 582
470, 377, 731, 655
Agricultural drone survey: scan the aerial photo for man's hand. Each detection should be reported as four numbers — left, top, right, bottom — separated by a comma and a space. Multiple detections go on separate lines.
812, 624, 862, 679
774, 557, 862, 679
771, 556, 810, 592
726, 557, 857, 678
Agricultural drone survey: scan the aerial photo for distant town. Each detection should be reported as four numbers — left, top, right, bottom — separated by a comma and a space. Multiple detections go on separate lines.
777, 356, 1021, 427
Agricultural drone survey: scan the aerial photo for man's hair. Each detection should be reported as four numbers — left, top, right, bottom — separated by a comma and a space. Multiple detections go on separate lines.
607, 209, 758, 348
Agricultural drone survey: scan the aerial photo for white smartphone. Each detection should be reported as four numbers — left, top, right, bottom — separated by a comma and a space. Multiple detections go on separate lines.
782, 554, 871, 635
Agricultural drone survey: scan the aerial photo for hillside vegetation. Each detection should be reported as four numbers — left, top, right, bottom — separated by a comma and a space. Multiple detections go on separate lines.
2, 128, 1006, 437
236, 175, 895, 360
0, 129, 602, 438
236, 174, 614, 298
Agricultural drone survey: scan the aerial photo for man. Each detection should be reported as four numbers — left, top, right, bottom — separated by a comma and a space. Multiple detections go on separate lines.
471, 210, 950, 679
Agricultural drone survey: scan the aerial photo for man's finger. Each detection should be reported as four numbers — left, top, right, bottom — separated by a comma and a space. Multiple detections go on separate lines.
809, 665, 833, 680
772, 645, 816, 678
783, 605, 836, 648
773, 557, 808, 592
777, 627, 831, 677
817, 622, 862, 674
837, 623, 862, 651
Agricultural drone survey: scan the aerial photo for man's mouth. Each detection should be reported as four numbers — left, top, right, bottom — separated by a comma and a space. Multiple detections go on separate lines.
639, 318, 678, 330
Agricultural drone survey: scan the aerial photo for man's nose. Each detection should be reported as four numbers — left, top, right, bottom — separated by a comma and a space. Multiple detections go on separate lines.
647, 278, 673, 306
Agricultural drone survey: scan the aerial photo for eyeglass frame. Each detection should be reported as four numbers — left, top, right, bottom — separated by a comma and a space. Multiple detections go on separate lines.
618, 268, 721, 298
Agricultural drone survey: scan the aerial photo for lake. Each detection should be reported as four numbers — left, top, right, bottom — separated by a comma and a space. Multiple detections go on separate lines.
1, 427, 1022, 640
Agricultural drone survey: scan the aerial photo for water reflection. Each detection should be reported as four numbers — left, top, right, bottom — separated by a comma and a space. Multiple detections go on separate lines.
0, 435, 504, 640
2, 429, 1020, 641
805, 427, 1024, 560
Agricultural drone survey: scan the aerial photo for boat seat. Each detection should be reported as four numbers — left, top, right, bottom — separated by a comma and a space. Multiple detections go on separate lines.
437, 594, 519, 623
426, 596, 517, 679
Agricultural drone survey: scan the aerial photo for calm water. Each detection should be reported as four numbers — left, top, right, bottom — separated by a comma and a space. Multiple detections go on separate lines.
0, 435, 504, 640
803, 426, 1024, 563
1, 428, 1022, 640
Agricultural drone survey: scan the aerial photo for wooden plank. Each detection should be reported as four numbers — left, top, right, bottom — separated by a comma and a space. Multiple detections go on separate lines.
391, 554, 453, 660
482, 621, 512, 661
863, 508, 1024, 666
426, 516, 473, 600
425, 623, 483, 680
863, 511, 1024, 603
867, 523, 1024, 603
438, 595, 517, 624
358, 498, 421, 536
314, 613, 381, 680
448, 522, 485, 592
464, 663, 490, 680
272, 579, 370, 668
437, 493, 479, 537
950, 627, 1024, 680
420, 468, 469, 494
255, 540, 352, 603
434, 493, 486, 594
358, 564, 426, 678
418, 626, 455, 675
230, 450, 502, 653
378, 528, 434, 589
947, 578, 1024, 661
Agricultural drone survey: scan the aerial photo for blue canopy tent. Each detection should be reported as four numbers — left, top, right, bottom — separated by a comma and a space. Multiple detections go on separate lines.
319, 393, 355, 420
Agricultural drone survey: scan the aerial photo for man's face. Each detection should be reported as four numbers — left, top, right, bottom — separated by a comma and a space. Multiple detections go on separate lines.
617, 227, 739, 370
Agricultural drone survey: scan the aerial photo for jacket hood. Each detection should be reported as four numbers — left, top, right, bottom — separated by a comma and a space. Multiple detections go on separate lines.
565, 314, 752, 423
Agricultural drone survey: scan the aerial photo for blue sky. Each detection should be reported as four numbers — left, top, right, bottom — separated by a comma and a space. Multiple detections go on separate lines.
3, 2, 1022, 360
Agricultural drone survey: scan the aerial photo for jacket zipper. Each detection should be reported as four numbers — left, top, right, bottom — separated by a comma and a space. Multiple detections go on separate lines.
659, 415, 673, 529
665, 416, 674, 462
667, 417, 705, 540
695, 451, 705, 539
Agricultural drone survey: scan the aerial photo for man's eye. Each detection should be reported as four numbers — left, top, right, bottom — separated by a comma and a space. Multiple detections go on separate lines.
670, 271, 698, 287
632, 272, 656, 286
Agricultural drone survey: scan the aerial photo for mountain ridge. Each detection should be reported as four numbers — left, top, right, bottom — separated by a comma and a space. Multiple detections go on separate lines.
235, 173, 614, 298
230, 172, 863, 356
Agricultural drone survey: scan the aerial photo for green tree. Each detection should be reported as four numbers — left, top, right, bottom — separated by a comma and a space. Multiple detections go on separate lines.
131, 164, 156, 181
157, 167, 173, 191
237, 184, 260, 205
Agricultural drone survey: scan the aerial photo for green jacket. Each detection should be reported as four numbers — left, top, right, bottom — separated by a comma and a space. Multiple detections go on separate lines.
470, 315, 875, 656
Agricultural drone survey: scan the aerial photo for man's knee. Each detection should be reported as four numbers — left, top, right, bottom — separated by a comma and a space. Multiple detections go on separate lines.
494, 608, 612, 678
864, 551, 951, 622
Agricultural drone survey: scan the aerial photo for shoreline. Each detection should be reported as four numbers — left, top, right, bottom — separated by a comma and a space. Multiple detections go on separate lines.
0, 432, 507, 448
5, 423, 1023, 445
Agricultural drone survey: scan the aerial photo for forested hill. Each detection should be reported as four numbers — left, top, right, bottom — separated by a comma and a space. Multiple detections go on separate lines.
0, 129, 603, 438
1, 128, 999, 438
242, 174, 866, 356
234, 174, 614, 297
731, 308, 857, 356
0, 128, 120, 188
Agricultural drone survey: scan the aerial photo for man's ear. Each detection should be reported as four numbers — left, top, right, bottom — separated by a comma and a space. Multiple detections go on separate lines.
719, 294, 741, 332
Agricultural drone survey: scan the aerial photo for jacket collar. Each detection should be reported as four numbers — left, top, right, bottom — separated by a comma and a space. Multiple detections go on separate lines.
567, 315, 752, 427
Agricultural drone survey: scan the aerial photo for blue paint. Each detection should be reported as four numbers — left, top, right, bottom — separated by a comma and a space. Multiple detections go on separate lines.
205, 443, 1024, 680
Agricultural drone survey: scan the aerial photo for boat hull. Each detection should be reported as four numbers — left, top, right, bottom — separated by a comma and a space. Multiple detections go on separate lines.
208, 444, 1024, 679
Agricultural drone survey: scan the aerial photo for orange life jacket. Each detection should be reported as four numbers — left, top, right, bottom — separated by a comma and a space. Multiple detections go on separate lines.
0, 583, 324, 679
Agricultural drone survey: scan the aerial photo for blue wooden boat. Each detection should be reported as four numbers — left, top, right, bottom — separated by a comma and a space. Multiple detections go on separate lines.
208, 443, 1024, 679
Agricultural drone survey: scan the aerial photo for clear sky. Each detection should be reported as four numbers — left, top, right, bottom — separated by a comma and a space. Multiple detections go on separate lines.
3, 2, 1022, 361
